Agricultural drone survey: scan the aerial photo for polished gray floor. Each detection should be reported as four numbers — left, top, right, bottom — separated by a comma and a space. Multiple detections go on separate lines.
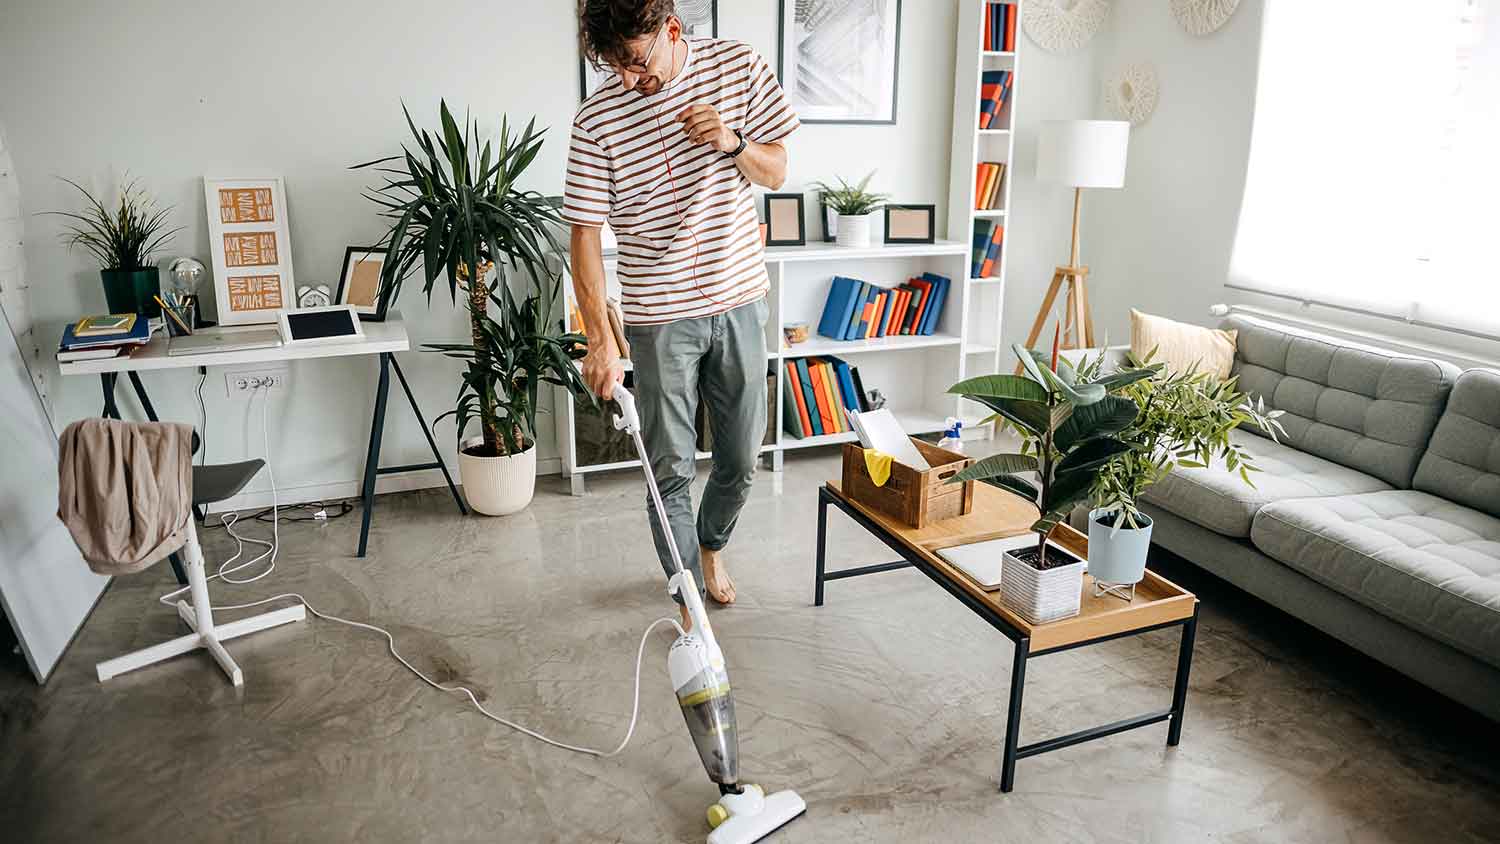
3, 448, 1499, 843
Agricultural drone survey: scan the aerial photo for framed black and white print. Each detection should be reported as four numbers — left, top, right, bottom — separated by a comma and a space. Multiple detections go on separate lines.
579, 1, 719, 101
778, 0, 902, 125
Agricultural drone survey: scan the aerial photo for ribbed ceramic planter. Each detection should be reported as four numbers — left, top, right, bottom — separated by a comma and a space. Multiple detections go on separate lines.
100, 267, 161, 318
999, 537, 1086, 624
1086, 508, 1153, 587
835, 213, 876, 248
458, 436, 537, 516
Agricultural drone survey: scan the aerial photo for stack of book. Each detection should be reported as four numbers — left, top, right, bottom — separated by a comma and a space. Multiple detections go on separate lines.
974, 161, 1007, 210
983, 2, 1017, 52
57, 314, 153, 362
816, 274, 952, 342
971, 221, 1005, 279
782, 355, 868, 440
978, 70, 1014, 129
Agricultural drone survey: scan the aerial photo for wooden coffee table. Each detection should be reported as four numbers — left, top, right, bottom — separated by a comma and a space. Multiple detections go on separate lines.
815, 480, 1199, 792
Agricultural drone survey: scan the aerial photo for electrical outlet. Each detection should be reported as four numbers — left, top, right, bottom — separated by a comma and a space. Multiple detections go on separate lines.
224, 366, 290, 398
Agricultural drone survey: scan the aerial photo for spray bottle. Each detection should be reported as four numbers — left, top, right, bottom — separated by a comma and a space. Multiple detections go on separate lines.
938, 417, 964, 453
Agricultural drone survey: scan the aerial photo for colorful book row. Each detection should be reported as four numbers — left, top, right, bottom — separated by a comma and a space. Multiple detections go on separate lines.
782, 356, 869, 440
984, 2, 1017, 52
974, 161, 1007, 210
816, 273, 953, 342
979, 70, 1014, 130
971, 220, 1005, 279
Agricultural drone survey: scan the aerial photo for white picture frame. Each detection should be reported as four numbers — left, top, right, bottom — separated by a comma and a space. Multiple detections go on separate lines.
778, 0, 902, 124
203, 176, 295, 326
276, 305, 364, 347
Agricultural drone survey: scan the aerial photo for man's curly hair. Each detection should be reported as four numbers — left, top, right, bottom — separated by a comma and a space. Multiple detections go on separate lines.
578, 0, 676, 69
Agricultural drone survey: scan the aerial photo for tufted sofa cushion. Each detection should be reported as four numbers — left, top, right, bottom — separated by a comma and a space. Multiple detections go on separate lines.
1412, 369, 1500, 519
1225, 316, 1459, 487
1252, 490, 1500, 669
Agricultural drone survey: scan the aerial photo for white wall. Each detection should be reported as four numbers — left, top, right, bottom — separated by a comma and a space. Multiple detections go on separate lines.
0, 1, 1005, 505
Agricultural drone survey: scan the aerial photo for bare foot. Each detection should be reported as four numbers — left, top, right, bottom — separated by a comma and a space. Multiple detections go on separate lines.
700, 546, 737, 604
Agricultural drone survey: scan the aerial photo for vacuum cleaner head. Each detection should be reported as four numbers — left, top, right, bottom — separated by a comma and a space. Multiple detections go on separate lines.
706, 785, 806, 844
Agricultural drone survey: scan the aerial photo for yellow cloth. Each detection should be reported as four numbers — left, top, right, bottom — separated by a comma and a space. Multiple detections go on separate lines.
863, 449, 893, 486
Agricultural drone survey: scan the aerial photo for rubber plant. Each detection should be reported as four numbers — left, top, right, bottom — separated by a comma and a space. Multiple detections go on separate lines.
355, 102, 588, 457
947, 339, 1152, 565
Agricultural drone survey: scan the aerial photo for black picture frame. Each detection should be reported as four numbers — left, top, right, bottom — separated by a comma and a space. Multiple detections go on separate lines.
777, 0, 902, 125
578, 2, 720, 101
763, 193, 806, 247
817, 192, 837, 242
883, 204, 936, 245
337, 245, 391, 322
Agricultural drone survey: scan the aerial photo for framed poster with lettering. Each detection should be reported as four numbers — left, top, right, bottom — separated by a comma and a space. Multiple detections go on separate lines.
203, 176, 295, 326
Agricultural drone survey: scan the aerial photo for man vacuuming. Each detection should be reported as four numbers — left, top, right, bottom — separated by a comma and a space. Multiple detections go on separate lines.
566, 0, 799, 631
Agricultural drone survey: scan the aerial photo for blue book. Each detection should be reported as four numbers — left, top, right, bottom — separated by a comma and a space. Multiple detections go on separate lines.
919, 273, 951, 336
853, 287, 879, 339
984, 230, 1004, 271
993, 4, 1004, 50
825, 355, 860, 414
842, 281, 869, 340
817, 276, 861, 340
794, 358, 824, 436
60, 315, 150, 350
970, 222, 991, 278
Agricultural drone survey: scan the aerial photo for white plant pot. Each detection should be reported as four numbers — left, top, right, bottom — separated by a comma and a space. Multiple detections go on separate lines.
1086, 508, 1153, 587
835, 213, 876, 248
458, 435, 537, 516
999, 536, 1087, 624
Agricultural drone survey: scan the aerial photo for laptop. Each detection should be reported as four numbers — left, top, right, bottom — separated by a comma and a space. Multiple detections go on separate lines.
168, 328, 282, 356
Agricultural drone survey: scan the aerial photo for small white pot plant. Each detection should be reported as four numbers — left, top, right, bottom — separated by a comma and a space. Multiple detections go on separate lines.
357, 103, 590, 516
812, 170, 890, 248
947, 343, 1151, 623
1079, 350, 1287, 598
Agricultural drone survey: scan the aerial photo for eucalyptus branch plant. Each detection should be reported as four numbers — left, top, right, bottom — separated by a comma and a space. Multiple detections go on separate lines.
354, 102, 588, 458
47, 177, 182, 270
811, 170, 890, 215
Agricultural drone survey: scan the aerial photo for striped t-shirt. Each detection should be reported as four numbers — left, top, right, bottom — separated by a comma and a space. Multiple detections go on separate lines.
564, 38, 800, 324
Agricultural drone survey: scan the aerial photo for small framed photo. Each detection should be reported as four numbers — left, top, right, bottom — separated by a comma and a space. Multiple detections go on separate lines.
763, 193, 806, 247
817, 192, 837, 243
337, 246, 390, 321
883, 204, 936, 244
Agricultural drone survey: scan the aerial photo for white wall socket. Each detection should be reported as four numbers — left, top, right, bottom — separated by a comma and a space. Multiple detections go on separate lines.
224, 366, 290, 398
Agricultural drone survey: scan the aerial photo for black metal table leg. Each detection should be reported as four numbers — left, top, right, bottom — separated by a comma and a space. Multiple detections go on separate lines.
1167, 606, 1199, 746
100, 373, 121, 419
1000, 637, 1030, 792
357, 352, 392, 558
815, 487, 829, 606
388, 355, 467, 516
126, 371, 159, 422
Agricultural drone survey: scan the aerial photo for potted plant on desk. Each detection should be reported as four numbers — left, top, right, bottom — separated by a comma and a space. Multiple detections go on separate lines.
357, 103, 589, 515
48, 177, 181, 318
947, 340, 1150, 623
1080, 351, 1286, 598
811, 170, 889, 248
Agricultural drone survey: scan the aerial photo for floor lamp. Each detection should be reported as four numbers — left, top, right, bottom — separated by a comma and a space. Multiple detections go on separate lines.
1019, 120, 1130, 366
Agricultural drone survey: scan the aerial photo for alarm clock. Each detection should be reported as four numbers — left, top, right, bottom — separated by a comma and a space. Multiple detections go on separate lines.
297, 284, 333, 308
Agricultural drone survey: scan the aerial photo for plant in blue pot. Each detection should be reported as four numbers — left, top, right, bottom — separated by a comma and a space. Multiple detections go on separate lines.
49, 177, 182, 319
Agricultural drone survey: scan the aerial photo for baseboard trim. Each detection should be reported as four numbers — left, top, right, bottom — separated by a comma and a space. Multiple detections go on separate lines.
208, 456, 564, 512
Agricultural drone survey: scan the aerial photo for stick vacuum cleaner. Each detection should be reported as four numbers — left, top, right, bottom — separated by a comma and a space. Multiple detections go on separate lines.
612, 384, 806, 844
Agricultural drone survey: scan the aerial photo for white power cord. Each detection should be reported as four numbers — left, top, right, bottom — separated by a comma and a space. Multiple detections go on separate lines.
157, 383, 679, 758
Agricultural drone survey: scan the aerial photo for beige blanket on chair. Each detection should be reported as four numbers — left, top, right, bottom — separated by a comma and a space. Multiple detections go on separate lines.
57, 418, 193, 575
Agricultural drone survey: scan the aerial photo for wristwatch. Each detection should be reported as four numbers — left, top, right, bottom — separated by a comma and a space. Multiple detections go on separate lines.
726, 128, 747, 158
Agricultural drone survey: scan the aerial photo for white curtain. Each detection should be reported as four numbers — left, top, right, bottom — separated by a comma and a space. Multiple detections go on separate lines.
1230, 0, 1500, 334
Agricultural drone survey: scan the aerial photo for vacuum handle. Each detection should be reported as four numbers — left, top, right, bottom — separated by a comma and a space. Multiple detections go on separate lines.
611, 383, 640, 434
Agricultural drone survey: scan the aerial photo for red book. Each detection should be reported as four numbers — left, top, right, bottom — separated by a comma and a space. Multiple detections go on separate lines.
984, 2, 993, 50
908, 279, 934, 335
1004, 3, 1017, 51
978, 83, 1002, 129
786, 360, 813, 437
807, 359, 837, 434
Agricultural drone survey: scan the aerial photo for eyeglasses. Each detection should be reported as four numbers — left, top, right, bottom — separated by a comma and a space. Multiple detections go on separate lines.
610, 21, 667, 75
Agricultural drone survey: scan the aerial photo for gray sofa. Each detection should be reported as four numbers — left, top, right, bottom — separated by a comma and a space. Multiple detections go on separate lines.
1133, 316, 1500, 721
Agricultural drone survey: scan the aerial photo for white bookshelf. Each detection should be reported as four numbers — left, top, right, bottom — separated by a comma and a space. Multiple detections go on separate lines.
948, 0, 1021, 424
555, 240, 996, 495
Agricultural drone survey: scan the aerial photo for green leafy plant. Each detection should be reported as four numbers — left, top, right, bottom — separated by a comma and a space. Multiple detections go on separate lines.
47, 177, 182, 270
1079, 350, 1287, 529
948, 343, 1153, 565
811, 170, 890, 216
355, 102, 588, 457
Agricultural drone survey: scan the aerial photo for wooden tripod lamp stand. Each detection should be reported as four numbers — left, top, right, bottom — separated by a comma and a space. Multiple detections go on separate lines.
1019, 120, 1130, 366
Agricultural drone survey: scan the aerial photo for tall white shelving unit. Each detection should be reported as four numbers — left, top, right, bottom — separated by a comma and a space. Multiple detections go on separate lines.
947, 0, 1020, 383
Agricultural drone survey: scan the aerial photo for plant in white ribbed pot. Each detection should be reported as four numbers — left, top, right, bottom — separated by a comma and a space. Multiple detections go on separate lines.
1082, 350, 1285, 597
357, 103, 588, 515
812, 171, 889, 248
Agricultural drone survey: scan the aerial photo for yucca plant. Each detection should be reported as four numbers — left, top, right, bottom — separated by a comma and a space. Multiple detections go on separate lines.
354, 102, 588, 457
47, 176, 181, 270
811, 170, 890, 215
948, 343, 1153, 566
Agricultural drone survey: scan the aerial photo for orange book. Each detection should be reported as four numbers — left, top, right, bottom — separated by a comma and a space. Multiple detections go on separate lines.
908, 278, 934, 334
974, 164, 988, 206
880, 290, 900, 336
984, 2, 993, 50
978, 83, 1002, 129
819, 361, 845, 426
979, 224, 1005, 277
786, 360, 813, 437
1005, 3, 1017, 51
807, 360, 838, 433
986, 162, 1007, 209
893, 289, 911, 335
866, 292, 885, 338
975, 164, 996, 211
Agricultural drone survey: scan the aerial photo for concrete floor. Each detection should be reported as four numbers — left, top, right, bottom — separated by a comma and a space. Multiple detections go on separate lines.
3, 447, 1499, 843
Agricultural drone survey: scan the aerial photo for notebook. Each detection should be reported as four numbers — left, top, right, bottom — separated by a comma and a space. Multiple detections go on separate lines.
846, 408, 929, 471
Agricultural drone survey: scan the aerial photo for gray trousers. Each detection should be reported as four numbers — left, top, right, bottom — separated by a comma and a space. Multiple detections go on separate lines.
624, 297, 769, 603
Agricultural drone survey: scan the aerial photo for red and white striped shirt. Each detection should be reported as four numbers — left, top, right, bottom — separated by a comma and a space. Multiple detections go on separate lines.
564, 38, 799, 325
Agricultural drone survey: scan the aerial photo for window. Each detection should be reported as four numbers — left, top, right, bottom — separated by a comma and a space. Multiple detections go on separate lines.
1229, 0, 1499, 334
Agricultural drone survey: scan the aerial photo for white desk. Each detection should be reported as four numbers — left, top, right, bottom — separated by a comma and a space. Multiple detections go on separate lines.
57, 316, 466, 558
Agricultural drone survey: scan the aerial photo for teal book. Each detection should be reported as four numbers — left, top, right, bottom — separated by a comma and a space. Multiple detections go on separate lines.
794, 358, 824, 436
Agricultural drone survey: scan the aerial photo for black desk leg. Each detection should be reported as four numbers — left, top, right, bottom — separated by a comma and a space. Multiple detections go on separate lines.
1167, 607, 1199, 746
1000, 637, 1030, 793
388, 355, 467, 517
127, 371, 159, 422
814, 488, 829, 607
100, 373, 121, 419
357, 353, 392, 558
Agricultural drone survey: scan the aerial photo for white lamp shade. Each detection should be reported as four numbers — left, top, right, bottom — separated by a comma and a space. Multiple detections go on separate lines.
1036, 120, 1130, 188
